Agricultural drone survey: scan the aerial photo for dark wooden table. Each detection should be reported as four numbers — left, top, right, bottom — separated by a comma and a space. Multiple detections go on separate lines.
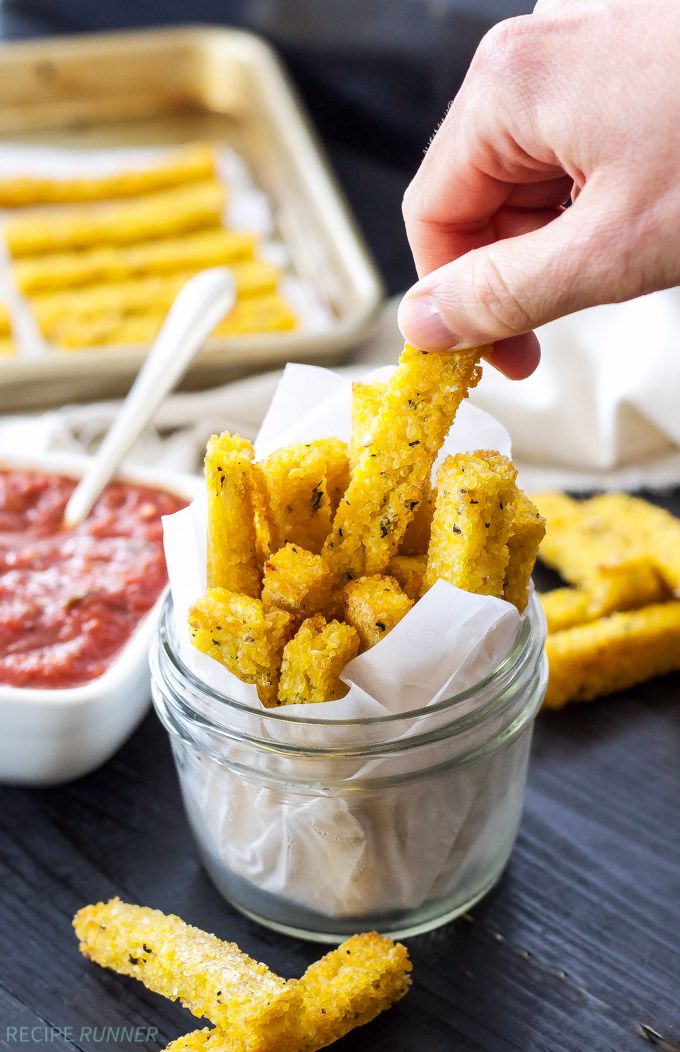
1, 539, 679, 1052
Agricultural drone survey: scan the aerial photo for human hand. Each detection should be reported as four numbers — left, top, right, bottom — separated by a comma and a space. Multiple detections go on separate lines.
398, 0, 680, 378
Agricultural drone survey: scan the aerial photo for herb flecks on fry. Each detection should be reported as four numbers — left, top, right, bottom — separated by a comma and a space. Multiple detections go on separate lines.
189, 588, 292, 707
278, 614, 359, 705
73, 898, 296, 1050
323, 344, 483, 582
423, 450, 516, 598
262, 544, 334, 624
343, 575, 413, 650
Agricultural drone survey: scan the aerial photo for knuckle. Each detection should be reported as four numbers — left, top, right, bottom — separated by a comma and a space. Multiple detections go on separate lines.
471, 253, 536, 335
473, 17, 532, 77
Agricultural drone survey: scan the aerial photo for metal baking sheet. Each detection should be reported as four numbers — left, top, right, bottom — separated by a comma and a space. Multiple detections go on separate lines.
0, 27, 384, 409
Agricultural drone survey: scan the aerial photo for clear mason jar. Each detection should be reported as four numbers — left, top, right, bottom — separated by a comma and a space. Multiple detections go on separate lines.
151, 594, 547, 943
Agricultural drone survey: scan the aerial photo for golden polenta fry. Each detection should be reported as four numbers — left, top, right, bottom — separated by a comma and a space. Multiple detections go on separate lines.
503, 490, 546, 612
189, 589, 291, 707
0, 143, 217, 207
545, 600, 680, 709
319, 439, 350, 517
31, 261, 280, 332
539, 587, 596, 633
258, 439, 348, 555
323, 344, 483, 582
262, 544, 334, 622
343, 575, 413, 650
161, 932, 411, 1052
73, 898, 297, 1051
46, 293, 296, 349
533, 490, 667, 614
13, 228, 257, 295
0, 338, 15, 355
387, 554, 427, 601
422, 451, 516, 597
278, 614, 360, 705
587, 492, 680, 594
6, 180, 225, 258
349, 381, 386, 470
398, 482, 436, 556
205, 432, 261, 597
0, 302, 11, 338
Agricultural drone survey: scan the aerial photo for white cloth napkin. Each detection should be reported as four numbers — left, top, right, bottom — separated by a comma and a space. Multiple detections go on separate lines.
0, 290, 678, 492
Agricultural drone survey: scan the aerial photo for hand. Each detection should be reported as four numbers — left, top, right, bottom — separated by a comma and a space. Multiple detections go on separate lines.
398, 0, 680, 378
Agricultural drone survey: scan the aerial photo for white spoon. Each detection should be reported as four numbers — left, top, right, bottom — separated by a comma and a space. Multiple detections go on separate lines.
63, 267, 235, 528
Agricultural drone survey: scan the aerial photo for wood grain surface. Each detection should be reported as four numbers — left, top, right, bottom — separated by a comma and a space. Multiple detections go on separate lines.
1, 539, 679, 1052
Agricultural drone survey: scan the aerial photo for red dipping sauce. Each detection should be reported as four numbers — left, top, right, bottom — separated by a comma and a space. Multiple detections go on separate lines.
0, 470, 185, 690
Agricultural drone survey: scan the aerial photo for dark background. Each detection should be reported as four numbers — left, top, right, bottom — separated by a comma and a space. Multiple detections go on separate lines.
0, 4, 679, 1050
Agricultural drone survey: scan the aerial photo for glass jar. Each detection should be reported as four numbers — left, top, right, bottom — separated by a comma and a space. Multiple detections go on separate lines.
151, 594, 547, 943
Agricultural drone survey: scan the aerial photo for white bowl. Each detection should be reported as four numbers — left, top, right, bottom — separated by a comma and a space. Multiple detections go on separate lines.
0, 450, 199, 786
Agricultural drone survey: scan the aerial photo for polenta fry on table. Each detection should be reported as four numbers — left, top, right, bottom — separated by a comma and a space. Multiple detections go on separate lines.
205, 432, 261, 597
503, 491, 545, 613
323, 344, 484, 582
422, 450, 517, 599
261, 543, 334, 623
532, 489, 667, 614
545, 600, 680, 709
74, 900, 411, 1052
189, 589, 292, 707
257, 439, 349, 556
343, 574, 413, 650
0, 142, 217, 207
587, 491, 680, 594
12, 228, 258, 295
278, 615, 360, 705
6, 179, 226, 257
73, 898, 296, 1049
539, 586, 596, 633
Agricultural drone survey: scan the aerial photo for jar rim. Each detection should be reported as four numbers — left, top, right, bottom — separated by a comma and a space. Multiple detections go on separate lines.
155, 591, 545, 731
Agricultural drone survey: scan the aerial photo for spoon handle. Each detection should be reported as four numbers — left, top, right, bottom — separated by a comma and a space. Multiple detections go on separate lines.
64, 267, 235, 528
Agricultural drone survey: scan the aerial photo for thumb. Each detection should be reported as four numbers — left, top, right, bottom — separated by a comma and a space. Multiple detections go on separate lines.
397, 202, 626, 350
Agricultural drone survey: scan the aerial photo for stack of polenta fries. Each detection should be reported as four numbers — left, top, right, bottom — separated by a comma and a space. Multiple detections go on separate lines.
535, 491, 680, 708
73, 898, 412, 1052
189, 343, 546, 706
1, 142, 296, 351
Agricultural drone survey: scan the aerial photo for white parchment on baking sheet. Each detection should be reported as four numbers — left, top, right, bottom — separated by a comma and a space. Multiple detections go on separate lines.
161, 363, 528, 918
0, 143, 331, 358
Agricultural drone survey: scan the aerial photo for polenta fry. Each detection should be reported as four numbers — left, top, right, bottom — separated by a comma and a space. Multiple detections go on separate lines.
503, 491, 545, 612
189, 589, 292, 707
545, 600, 680, 709
323, 344, 483, 582
587, 492, 680, 594
30, 261, 280, 333
0, 143, 217, 207
278, 615, 359, 705
398, 483, 436, 556
158, 932, 411, 1052
343, 575, 413, 650
262, 544, 334, 623
539, 586, 596, 633
204, 432, 261, 597
0, 302, 12, 338
387, 554, 427, 601
349, 381, 386, 470
73, 898, 297, 1050
422, 451, 516, 597
0, 338, 15, 356
258, 439, 348, 556
47, 293, 297, 349
6, 180, 225, 257
533, 489, 667, 613
13, 228, 257, 295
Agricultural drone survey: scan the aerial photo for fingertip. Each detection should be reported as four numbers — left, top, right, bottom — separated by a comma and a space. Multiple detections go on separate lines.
484, 332, 541, 379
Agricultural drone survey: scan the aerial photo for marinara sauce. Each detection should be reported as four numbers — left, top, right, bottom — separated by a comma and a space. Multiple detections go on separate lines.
0, 470, 185, 689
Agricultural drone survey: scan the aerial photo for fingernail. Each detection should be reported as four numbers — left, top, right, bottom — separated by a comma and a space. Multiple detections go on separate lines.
397, 292, 458, 350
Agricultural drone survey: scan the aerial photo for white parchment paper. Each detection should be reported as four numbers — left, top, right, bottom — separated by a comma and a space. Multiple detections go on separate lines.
161, 364, 534, 920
